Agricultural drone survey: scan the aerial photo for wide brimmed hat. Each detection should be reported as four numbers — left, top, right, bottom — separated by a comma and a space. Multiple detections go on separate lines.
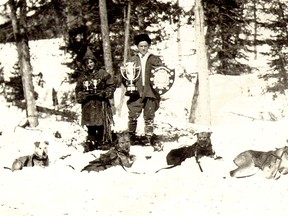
134, 34, 151, 45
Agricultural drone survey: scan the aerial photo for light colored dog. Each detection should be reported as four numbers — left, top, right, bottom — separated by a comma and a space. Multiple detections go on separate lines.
230, 146, 288, 179
11, 141, 49, 171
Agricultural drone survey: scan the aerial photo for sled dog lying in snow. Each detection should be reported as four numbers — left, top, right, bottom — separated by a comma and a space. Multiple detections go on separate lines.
166, 132, 215, 166
230, 146, 288, 179
156, 132, 216, 173
81, 132, 135, 172
10, 141, 49, 171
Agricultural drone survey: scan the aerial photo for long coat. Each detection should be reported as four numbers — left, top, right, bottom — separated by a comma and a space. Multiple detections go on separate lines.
129, 54, 162, 99
75, 68, 115, 126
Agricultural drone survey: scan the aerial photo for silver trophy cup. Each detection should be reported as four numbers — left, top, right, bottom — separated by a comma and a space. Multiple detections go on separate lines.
120, 62, 140, 96
83, 79, 97, 93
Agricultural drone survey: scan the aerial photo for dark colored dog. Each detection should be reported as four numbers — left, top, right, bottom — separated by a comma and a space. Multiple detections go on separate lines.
156, 132, 215, 173
11, 141, 49, 171
166, 132, 215, 166
81, 132, 135, 172
230, 146, 288, 179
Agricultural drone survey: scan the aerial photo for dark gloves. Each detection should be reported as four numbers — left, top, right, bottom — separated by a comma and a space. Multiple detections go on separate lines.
104, 88, 114, 99
76, 89, 113, 103
76, 92, 94, 103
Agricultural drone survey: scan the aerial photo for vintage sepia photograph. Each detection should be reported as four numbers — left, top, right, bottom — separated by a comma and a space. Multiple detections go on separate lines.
0, 0, 288, 215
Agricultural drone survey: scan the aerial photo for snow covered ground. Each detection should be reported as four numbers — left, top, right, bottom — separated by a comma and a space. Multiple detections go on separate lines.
1, 38, 288, 216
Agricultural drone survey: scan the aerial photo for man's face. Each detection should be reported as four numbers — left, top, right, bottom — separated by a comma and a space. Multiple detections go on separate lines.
86, 59, 95, 70
137, 41, 150, 56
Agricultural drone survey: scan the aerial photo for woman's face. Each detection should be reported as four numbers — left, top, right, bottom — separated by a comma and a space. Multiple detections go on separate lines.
137, 41, 150, 56
86, 59, 95, 70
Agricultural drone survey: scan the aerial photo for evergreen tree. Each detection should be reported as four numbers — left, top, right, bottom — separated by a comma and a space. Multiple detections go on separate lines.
204, 0, 252, 75
258, 0, 288, 93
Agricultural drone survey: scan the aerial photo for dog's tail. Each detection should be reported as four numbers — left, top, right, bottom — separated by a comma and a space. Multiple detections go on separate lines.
155, 164, 179, 173
3, 166, 12, 171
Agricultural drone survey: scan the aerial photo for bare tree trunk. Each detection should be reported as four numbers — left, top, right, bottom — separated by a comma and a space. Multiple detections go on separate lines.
8, 0, 38, 127
99, 0, 113, 77
189, 0, 211, 126
253, 0, 257, 60
123, 1, 131, 63
176, 0, 182, 64
116, 1, 132, 117
99, 0, 115, 113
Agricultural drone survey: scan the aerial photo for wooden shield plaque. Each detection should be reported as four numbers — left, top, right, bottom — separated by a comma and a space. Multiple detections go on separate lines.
150, 66, 175, 95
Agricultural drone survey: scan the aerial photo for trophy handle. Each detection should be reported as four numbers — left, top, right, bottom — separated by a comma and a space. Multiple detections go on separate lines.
133, 66, 141, 81
120, 66, 129, 81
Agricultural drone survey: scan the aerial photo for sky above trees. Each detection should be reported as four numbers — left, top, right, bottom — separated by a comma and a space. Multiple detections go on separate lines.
162, 0, 193, 11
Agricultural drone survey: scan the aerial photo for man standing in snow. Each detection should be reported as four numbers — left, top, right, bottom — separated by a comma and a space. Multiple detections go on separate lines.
75, 49, 116, 152
125, 33, 163, 147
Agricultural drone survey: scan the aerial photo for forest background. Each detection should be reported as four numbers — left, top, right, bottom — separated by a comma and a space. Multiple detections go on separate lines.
0, 0, 287, 125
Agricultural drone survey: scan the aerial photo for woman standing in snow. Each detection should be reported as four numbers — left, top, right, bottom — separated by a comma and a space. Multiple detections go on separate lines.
75, 49, 116, 152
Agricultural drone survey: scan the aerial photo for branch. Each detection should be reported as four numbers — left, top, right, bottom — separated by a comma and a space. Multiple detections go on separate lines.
229, 112, 277, 121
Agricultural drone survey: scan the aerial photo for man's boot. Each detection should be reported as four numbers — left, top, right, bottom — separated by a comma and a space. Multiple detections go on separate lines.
128, 132, 138, 145
145, 120, 163, 151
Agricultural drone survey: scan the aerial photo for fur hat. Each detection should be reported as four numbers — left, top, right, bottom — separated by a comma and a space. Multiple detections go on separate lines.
134, 34, 151, 45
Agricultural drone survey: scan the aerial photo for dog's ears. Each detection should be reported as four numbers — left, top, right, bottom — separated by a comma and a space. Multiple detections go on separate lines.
195, 131, 213, 136
34, 141, 49, 147
34, 141, 40, 147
